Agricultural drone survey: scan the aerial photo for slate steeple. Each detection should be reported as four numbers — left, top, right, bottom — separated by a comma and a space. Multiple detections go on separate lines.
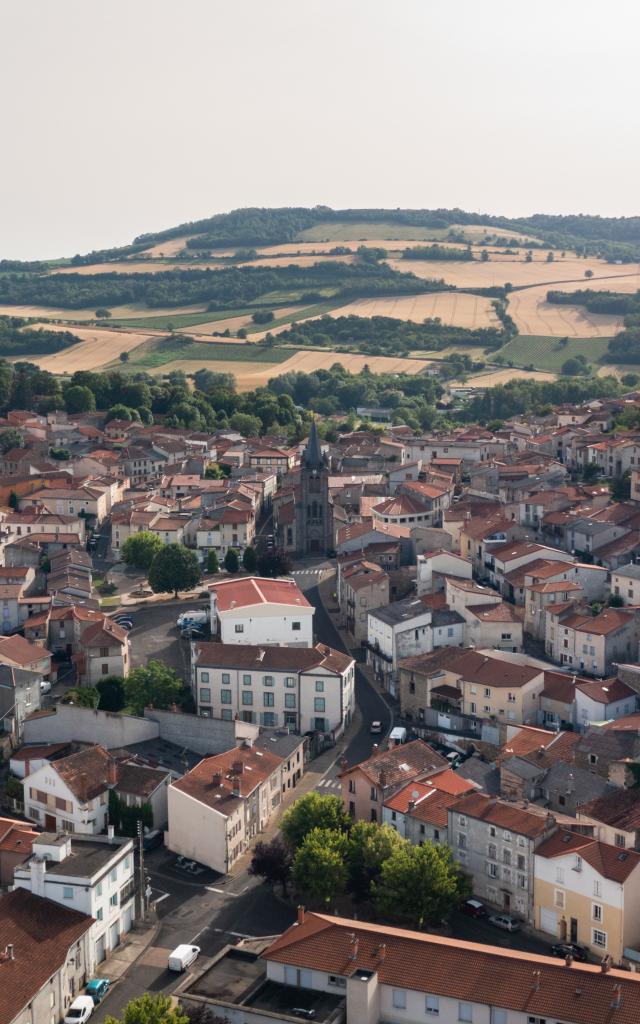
303, 419, 324, 469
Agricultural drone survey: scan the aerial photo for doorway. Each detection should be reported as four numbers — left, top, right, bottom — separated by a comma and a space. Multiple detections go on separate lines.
570, 918, 578, 942
503, 891, 511, 911
45, 814, 56, 831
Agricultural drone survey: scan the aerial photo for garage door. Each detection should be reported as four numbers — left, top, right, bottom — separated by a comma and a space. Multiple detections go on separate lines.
110, 923, 120, 950
122, 905, 133, 934
96, 934, 106, 964
540, 908, 558, 935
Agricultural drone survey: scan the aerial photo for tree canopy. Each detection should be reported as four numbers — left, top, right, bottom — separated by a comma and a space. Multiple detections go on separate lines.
123, 659, 183, 716
373, 841, 470, 930
105, 994, 188, 1024
281, 792, 351, 850
121, 530, 165, 572
148, 544, 201, 597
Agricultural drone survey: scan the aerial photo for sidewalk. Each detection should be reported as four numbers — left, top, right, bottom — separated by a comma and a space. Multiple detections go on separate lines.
95, 916, 160, 982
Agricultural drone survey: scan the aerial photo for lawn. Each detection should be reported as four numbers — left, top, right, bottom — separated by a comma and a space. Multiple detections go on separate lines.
109, 307, 255, 330
492, 334, 611, 371
124, 336, 296, 370
244, 300, 343, 334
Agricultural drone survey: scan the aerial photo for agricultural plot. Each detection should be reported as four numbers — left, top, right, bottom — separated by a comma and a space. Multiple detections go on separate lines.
493, 334, 611, 371
328, 292, 500, 329
18, 323, 153, 372
460, 368, 558, 387
296, 221, 539, 244
148, 359, 282, 388
385, 255, 629, 289
123, 337, 292, 371
140, 235, 195, 257
506, 287, 623, 338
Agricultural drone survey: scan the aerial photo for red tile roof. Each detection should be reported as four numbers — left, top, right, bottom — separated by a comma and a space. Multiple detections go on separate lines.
536, 829, 640, 883
339, 739, 447, 789
171, 744, 282, 816
451, 792, 551, 838
263, 912, 640, 1024
210, 575, 311, 612
0, 889, 93, 1024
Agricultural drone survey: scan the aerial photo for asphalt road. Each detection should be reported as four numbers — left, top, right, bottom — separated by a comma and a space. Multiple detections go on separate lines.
126, 602, 203, 680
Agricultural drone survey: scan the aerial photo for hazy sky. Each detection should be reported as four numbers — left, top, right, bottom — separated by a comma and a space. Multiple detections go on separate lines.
2, 0, 639, 259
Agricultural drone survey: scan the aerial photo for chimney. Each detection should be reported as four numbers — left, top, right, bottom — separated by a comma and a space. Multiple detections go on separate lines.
30, 857, 47, 898
377, 943, 386, 961
212, 772, 222, 787
232, 761, 244, 775
349, 935, 359, 960
408, 800, 416, 812
379, 769, 388, 788
565, 953, 574, 967
107, 759, 118, 787
232, 779, 241, 798
107, 825, 115, 844
531, 970, 541, 992
601, 955, 612, 974
545, 812, 556, 831
297, 905, 306, 926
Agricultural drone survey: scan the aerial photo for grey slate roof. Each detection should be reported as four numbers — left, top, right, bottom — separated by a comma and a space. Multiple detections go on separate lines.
613, 562, 640, 581
369, 597, 428, 626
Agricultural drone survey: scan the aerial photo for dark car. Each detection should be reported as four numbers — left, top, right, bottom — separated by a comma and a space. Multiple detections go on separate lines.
551, 942, 589, 962
142, 829, 164, 851
462, 899, 487, 919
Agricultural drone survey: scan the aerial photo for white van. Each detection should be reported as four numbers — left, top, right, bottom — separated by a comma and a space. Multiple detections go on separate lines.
168, 944, 200, 972
176, 610, 208, 628
389, 727, 407, 745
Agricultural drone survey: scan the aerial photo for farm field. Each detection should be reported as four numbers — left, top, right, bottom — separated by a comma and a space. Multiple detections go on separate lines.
460, 367, 558, 387
385, 255, 634, 289
597, 363, 639, 380
147, 359, 282, 388
141, 235, 194, 257
296, 221, 538, 244
121, 337, 293, 371
493, 334, 611, 371
18, 323, 154, 372
328, 292, 500, 328
506, 286, 623, 338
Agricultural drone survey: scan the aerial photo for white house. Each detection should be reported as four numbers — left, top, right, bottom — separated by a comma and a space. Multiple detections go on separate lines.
415, 549, 472, 596
24, 746, 114, 835
611, 562, 640, 605
366, 598, 433, 695
13, 831, 136, 968
574, 677, 637, 730
209, 576, 314, 648
192, 641, 355, 736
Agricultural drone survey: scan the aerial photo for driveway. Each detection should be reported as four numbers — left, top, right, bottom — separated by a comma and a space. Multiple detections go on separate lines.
125, 604, 199, 680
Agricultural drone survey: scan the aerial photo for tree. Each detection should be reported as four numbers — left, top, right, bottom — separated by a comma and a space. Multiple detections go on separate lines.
561, 356, 589, 376
148, 544, 201, 597
546, 251, 554, 262
204, 462, 225, 479
611, 470, 631, 502
224, 548, 240, 574
373, 841, 470, 930
8, 491, 18, 510
480, 250, 489, 262
257, 548, 292, 577
0, 428, 23, 453
123, 660, 183, 716
119, 351, 130, 363
104, 994, 188, 1024
583, 461, 600, 482
242, 546, 257, 572
49, 447, 71, 460
252, 310, 275, 324
182, 1006, 232, 1024
230, 412, 262, 437
62, 687, 99, 709
105, 403, 137, 423
281, 792, 351, 851
585, 269, 594, 279
249, 836, 293, 892
95, 308, 111, 319
207, 549, 219, 574
292, 828, 348, 905
346, 821, 405, 899
122, 530, 164, 572
97, 674, 126, 712
64, 385, 96, 414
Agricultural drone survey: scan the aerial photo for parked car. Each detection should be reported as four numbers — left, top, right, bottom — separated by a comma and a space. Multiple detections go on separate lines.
370, 720, 382, 734
142, 829, 163, 851
389, 726, 407, 745
462, 899, 487, 919
446, 751, 462, 769
550, 942, 589, 962
85, 979, 110, 1003
168, 944, 200, 972
488, 914, 521, 932
64, 997, 95, 1024
40, 680, 52, 694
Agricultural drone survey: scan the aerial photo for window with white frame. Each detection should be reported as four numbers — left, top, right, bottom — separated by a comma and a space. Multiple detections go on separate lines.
243, 674, 251, 685
491, 1010, 507, 1024
63, 886, 74, 900
425, 994, 439, 1015
392, 989, 406, 1009
554, 889, 565, 909
222, 672, 230, 684
315, 680, 325, 692
458, 1003, 473, 1023
593, 880, 601, 897
555, 866, 564, 884
592, 928, 607, 948
200, 671, 210, 683
592, 903, 603, 922
199, 687, 211, 704
235, 624, 244, 633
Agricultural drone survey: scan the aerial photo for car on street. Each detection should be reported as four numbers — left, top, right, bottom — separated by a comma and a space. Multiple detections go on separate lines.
85, 979, 110, 1003
550, 942, 589, 962
40, 680, 52, 694
142, 828, 163, 851
168, 944, 200, 972
461, 899, 487, 918
64, 996, 95, 1024
176, 610, 208, 628
370, 720, 382, 734
488, 913, 521, 932
446, 751, 462, 769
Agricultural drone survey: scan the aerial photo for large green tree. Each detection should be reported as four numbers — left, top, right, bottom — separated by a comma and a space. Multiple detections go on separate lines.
346, 821, 405, 899
121, 530, 164, 572
249, 836, 293, 892
0, 428, 24, 453
148, 544, 201, 598
124, 660, 183, 716
105, 994, 188, 1024
62, 687, 99, 709
373, 841, 470, 930
97, 674, 126, 712
281, 792, 351, 851
292, 828, 348, 905
224, 548, 240, 574
242, 546, 257, 573
64, 384, 96, 414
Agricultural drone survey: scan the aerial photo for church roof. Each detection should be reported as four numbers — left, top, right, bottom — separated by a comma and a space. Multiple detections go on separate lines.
303, 420, 324, 470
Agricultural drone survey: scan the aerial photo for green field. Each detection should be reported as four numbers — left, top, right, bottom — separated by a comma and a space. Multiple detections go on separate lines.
109, 307, 255, 330
244, 300, 341, 334
297, 222, 452, 242
122, 337, 296, 370
493, 334, 611, 371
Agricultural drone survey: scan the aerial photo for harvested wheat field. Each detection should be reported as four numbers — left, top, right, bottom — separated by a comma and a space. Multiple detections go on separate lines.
460, 368, 558, 387
386, 256, 628, 289
149, 359, 281, 388
597, 364, 640, 380
507, 286, 624, 338
329, 292, 500, 328
20, 324, 153, 372
141, 235, 195, 257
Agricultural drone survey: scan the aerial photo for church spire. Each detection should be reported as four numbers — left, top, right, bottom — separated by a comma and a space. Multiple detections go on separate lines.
304, 419, 323, 469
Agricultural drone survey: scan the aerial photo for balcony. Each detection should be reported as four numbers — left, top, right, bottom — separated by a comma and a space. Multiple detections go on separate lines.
120, 878, 136, 905
363, 639, 392, 663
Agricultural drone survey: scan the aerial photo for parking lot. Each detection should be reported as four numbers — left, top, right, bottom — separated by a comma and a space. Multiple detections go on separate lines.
123, 602, 208, 680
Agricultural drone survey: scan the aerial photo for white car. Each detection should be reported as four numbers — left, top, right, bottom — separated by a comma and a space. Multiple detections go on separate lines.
176, 610, 208, 628
40, 680, 52, 694
64, 996, 95, 1024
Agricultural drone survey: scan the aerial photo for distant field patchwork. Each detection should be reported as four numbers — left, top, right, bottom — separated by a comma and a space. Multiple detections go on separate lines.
506, 287, 623, 338
329, 292, 500, 328
493, 334, 611, 371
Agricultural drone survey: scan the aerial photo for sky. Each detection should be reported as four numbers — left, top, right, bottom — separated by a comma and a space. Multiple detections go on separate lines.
2, 0, 639, 259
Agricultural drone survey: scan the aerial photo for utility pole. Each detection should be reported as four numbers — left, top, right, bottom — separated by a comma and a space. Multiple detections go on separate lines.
137, 819, 146, 922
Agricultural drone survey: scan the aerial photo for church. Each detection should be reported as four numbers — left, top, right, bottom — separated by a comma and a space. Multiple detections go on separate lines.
295, 420, 333, 556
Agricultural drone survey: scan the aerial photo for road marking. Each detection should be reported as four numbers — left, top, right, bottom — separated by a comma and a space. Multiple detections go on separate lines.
229, 930, 258, 939
153, 893, 170, 904
190, 924, 210, 943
